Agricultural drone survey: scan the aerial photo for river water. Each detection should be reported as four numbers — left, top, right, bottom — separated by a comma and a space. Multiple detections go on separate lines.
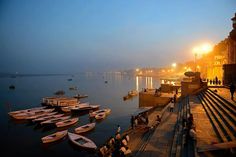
0, 73, 160, 157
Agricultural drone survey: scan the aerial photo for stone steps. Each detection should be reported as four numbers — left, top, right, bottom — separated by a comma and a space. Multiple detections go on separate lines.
198, 89, 236, 144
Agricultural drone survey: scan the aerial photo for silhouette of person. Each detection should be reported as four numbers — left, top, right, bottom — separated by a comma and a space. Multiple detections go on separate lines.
131, 116, 135, 129
230, 83, 235, 100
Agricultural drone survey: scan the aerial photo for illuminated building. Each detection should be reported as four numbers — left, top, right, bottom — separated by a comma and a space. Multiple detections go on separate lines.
223, 13, 236, 85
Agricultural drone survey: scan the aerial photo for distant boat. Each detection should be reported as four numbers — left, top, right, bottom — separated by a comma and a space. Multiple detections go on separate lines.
69, 86, 77, 90
67, 78, 72, 81
68, 132, 97, 149
41, 130, 68, 144
73, 94, 88, 99
123, 90, 138, 100
9, 85, 15, 90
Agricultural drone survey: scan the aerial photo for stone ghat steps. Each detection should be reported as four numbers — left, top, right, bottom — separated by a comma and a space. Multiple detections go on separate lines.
207, 89, 236, 114
205, 90, 236, 130
198, 89, 236, 143
170, 96, 196, 157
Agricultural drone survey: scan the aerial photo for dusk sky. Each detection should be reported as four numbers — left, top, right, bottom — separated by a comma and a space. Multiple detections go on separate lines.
0, 0, 235, 74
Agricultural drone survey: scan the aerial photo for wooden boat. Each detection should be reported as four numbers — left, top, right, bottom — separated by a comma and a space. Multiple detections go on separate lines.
8, 106, 46, 116
68, 132, 97, 149
95, 112, 106, 120
75, 123, 96, 134
40, 116, 70, 125
89, 108, 111, 117
33, 114, 64, 122
123, 90, 138, 100
26, 111, 57, 120
70, 102, 90, 111
61, 106, 71, 112
60, 103, 81, 112
72, 103, 100, 111
12, 108, 55, 120
128, 90, 138, 96
55, 117, 79, 128
90, 105, 100, 110
41, 130, 68, 144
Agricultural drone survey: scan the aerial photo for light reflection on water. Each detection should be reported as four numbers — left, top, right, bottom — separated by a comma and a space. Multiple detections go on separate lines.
0, 73, 160, 157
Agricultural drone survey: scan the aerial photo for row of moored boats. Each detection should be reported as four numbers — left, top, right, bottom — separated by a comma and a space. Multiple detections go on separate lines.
8, 105, 111, 149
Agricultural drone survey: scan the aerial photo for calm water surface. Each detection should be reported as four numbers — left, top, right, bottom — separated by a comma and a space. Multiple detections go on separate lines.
0, 73, 160, 157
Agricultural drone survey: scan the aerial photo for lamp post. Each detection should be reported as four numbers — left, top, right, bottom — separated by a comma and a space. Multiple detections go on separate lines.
193, 47, 199, 72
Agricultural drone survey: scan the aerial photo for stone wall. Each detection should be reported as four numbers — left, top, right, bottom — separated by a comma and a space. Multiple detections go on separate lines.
139, 92, 171, 107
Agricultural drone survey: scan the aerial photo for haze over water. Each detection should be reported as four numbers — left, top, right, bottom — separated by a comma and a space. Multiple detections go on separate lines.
0, 0, 235, 74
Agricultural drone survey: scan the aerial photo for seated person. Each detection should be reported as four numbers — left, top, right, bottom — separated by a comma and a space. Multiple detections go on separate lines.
189, 128, 197, 140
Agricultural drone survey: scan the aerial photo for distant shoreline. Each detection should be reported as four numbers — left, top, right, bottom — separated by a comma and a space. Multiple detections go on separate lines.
0, 73, 72, 78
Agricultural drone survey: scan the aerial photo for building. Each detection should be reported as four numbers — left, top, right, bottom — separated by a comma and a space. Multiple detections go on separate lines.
223, 13, 236, 85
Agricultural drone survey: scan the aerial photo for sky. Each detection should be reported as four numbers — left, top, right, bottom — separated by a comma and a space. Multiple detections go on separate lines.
0, 0, 235, 74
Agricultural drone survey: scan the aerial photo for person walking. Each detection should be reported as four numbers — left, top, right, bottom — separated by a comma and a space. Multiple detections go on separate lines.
230, 83, 235, 100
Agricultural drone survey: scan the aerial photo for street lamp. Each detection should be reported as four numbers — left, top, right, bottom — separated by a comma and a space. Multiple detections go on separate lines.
172, 63, 177, 68
192, 43, 213, 72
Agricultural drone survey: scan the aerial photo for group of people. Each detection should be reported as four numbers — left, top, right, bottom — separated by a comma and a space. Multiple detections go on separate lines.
207, 77, 222, 85
99, 125, 131, 157
130, 113, 149, 129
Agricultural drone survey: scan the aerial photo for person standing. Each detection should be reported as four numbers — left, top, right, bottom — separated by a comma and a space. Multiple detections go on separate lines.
173, 94, 177, 104
170, 103, 174, 112
155, 115, 161, 127
230, 83, 235, 100
117, 125, 121, 133
131, 116, 135, 129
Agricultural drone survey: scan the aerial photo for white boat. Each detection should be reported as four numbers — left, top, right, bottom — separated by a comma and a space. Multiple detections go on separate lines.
89, 108, 111, 117
55, 117, 79, 128
95, 112, 106, 120
12, 108, 55, 120
68, 132, 97, 149
8, 106, 46, 116
33, 113, 64, 122
41, 116, 71, 125
41, 130, 68, 143
75, 123, 96, 134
